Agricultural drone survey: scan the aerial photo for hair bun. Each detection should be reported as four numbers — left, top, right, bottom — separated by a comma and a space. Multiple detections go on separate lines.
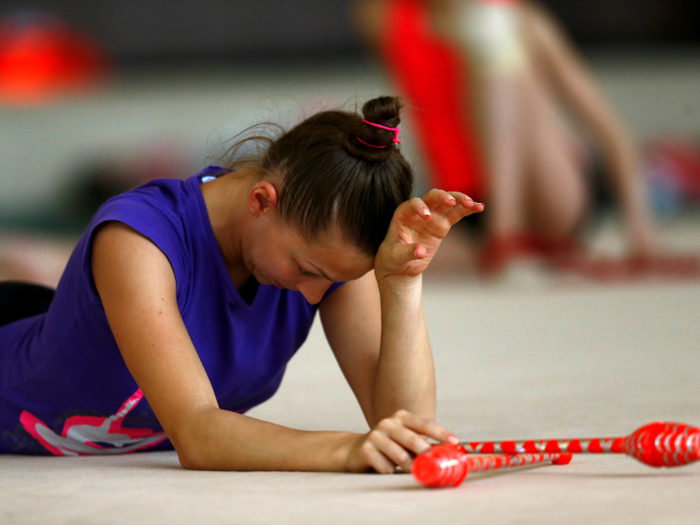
362, 96, 404, 130
341, 96, 405, 161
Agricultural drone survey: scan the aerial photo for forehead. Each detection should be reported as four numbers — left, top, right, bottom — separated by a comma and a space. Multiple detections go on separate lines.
281, 223, 374, 281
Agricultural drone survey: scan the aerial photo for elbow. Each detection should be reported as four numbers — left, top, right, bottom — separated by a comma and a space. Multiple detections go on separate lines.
178, 455, 207, 471
174, 436, 207, 470
170, 406, 221, 470
177, 445, 203, 470
176, 439, 214, 471
170, 424, 215, 470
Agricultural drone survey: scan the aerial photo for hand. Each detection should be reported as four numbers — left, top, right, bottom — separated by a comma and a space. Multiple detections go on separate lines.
344, 410, 460, 474
374, 189, 484, 283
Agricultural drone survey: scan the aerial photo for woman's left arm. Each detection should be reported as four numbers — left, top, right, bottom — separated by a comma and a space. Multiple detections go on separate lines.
319, 272, 383, 426
319, 267, 434, 427
317, 190, 482, 473
320, 190, 483, 428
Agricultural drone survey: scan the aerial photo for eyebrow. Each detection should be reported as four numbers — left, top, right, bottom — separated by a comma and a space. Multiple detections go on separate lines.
306, 260, 334, 282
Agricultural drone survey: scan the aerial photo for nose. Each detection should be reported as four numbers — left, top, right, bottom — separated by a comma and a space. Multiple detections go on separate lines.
298, 280, 332, 305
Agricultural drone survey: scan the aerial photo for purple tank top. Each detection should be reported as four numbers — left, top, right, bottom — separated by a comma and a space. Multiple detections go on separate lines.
0, 167, 343, 455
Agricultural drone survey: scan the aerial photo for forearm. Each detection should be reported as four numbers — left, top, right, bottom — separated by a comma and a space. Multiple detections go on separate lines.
554, 62, 655, 247
597, 125, 655, 241
174, 406, 358, 472
373, 275, 436, 423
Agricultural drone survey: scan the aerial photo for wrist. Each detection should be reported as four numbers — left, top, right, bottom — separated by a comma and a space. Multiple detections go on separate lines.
333, 432, 365, 473
289, 431, 363, 472
376, 273, 422, 296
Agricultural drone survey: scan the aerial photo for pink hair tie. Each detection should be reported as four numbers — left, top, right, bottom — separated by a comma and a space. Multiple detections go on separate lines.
357, 119, 402, 148
356, 137, 387, 148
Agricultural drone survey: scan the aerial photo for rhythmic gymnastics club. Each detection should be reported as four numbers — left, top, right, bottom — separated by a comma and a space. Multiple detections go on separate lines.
446, 421, 698, 469
411, 443, 572, 488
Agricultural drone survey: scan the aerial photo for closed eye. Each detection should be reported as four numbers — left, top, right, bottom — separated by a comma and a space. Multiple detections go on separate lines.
298, 265, 318, 277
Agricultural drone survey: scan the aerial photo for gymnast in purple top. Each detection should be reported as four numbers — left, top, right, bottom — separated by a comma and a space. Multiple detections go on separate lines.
0, 96, 483, 473
0, 166, 343, 455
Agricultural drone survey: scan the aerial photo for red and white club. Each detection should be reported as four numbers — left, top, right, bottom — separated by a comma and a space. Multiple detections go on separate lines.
461, 421, 699, 468
412, 443, 572, 488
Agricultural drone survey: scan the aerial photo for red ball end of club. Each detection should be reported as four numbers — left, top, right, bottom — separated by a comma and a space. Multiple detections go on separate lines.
412, 444, 468, 488
625, 422, 700, 467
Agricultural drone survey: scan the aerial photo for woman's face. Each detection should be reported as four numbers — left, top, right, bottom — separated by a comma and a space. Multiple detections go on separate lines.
245, 219, 374, 304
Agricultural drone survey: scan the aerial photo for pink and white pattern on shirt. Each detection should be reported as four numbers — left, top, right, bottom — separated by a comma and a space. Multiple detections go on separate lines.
19, 388, 167, 455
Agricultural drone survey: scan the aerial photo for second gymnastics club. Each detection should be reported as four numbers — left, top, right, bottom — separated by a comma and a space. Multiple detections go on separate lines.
412, 444, 572, 488
462, 421, 699, 468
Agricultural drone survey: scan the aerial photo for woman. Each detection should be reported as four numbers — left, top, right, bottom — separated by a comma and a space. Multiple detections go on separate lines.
354, 0, 664, 274
0, 96, 483, 473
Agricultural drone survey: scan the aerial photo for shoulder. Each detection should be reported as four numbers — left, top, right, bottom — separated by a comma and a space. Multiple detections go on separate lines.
91, 221, 177, 297
89, 179, 191, 268
78, 177, 201, 303
96, 177, 190, 223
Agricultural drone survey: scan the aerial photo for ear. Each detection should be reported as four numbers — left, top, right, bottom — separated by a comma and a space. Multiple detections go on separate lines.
248, 181, 279, 218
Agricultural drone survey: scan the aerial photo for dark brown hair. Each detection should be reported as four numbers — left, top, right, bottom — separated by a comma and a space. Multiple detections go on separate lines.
224, 96, 414, 256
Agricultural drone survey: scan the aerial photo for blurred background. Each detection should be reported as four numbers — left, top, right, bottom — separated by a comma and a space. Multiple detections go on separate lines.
0, 0, 699, 286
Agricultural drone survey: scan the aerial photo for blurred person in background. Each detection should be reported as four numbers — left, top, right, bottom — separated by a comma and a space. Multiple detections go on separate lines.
353, 0, 697, 277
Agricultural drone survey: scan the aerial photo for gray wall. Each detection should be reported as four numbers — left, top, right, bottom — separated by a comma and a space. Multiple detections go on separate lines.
0, 1, 361, 59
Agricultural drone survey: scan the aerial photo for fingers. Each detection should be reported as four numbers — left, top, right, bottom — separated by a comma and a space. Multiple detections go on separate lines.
364, 429, 412, 473
392, 191, 483, 233
390, 410, 460, 447
392, 194, 482, 237
392, 197, 432, 225
359, 435, 397, 474
421, 189, 484, 226
421, 189, 460, 215
445, 194, 484, 225
378, 190, 484, 279
359, 410, 459, 474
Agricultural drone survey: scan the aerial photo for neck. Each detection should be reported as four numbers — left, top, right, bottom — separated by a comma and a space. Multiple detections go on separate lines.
200, 168, 258, 290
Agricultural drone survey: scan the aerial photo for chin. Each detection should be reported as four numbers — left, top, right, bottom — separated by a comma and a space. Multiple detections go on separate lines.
259, 272, 284, 289
250, 268, 269, 286
271, 278, 292, 290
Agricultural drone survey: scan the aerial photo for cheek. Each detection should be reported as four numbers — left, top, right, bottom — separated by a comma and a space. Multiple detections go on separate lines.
273, 262, 295, 281
258, 251, 296, 280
